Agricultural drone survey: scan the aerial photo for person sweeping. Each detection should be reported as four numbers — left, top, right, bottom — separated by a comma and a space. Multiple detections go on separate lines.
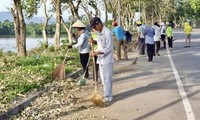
68, 20, 90, 79
89, 17, 114, 103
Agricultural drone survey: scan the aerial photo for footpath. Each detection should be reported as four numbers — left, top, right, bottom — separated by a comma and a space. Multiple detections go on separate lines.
61, 48, 187, 120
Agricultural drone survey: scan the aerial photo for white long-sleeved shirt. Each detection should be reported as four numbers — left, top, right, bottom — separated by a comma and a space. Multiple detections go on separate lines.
96, 26, 114, 65
72, 32, 90, 54
152, 25, 161, 41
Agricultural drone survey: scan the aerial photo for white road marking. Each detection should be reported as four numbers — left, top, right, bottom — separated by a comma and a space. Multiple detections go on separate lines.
167, 48, 195, 120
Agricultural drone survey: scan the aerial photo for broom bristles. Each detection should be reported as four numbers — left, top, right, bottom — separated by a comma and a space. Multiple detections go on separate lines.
85, 90, 105, 107
52, 61, 66, 79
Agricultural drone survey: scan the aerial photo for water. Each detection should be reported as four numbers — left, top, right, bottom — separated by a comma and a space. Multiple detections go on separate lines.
0, 35, 67, 52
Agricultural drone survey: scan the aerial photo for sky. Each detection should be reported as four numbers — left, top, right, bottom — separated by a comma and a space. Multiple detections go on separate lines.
0, 0, 51, 17
0, 0, 12, 12
0, 0, 112, 21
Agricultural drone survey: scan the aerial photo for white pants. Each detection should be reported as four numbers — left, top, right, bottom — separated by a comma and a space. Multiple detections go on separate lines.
99, 63, 113, 101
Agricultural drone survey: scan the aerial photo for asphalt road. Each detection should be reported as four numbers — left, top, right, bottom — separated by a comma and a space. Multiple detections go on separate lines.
62, 29, 200, 120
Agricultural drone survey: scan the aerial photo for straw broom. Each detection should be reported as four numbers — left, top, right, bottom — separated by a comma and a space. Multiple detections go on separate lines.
86, 50, 105, 107
52, 49, 69, 80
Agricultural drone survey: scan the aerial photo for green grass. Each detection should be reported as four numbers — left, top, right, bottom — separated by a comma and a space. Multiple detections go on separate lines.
0, 47, 80, 111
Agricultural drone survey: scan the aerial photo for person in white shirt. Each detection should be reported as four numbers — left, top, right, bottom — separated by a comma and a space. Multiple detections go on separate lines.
152, 22, 161, 56
90, 17, 114, 102
70, 20, 90, 78
160, 22, 166, 49
136, 21, 146, 55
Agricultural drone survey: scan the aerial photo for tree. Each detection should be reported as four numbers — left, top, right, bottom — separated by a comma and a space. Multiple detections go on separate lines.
42, 0, 51, 48
11, 0, 27, 57
11, 0, 40, 57
53, 0, 61, 50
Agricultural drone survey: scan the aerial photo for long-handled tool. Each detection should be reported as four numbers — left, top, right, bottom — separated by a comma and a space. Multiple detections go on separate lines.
52, 49, 70, 80
86, 52, 105, 107
132, 44, 139, 64
77, 55, 91, 86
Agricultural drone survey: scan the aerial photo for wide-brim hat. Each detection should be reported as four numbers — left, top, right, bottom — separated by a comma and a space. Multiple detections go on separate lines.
136, 21, 142, 25
72, 20, 86, 28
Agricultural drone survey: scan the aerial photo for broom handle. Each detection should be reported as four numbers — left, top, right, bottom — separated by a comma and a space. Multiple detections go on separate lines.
90, 40, 98, 90
92, 55, 98, 90
63, 49, 70, 62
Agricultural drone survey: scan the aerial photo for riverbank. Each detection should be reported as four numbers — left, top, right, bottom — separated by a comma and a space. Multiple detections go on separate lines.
0, 46, 81, 115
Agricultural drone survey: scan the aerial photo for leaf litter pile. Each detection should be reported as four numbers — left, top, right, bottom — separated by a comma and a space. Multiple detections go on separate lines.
10, 78, 110, 120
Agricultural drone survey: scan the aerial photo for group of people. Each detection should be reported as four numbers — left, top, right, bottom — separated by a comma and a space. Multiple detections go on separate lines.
68, 17, 193, 103
70, 17, 114, 102
136, 21, 174, 62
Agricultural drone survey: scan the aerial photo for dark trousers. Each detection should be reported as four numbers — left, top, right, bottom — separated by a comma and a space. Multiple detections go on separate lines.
80, 53, 89, 78
138, 38, 145, 55
147, 43, 154, 61
154, 41, 160, 53
161, 35, 166, 49
168, 36, 173, 48
93, 56, 99, 81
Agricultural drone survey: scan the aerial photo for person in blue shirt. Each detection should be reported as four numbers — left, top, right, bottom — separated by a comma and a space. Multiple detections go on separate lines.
112, 21, 128, 60
143, 23, 155, 62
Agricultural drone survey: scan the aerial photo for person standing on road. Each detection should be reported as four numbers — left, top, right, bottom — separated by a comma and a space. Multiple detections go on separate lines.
152, 22, 161, 56
136, 21, 146, 55
143, 22, 155, 62
90, 17, 114, 102
184, 22, 192, 48
166, 22, 173, 50
70, 20, 90, 78
112, 21, 128, 60
160, 22, 166, 49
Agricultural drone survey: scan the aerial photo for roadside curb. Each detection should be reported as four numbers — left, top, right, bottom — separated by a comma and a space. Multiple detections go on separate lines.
0, 69, 83, 120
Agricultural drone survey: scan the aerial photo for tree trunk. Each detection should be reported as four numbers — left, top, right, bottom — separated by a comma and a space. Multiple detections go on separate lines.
103, 0, 108, 27
42, 0, 49, 48
54, 0, 61, 50
61, 17, 73, 44
67, 0, 81, 20
11, 0, 26, 57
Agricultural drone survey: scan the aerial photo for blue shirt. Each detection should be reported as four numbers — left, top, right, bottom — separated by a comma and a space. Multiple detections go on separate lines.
112, 26, 126, 41
143, 26, 155, 45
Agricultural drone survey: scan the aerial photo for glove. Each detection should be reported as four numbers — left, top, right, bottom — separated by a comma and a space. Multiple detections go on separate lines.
67, 45, 73, 49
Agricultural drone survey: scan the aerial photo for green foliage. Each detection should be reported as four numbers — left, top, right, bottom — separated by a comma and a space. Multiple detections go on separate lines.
22, 0, 41, 19
0, 73, 5, 80
2, 79, 39, 103
190, 0, 200, 14
48, 45, 55, 52
0, 49, 3, 57
0, 49, 80, 107
0, 20, 14, 35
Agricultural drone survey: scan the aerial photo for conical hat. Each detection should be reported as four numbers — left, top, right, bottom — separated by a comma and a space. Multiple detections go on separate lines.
72, 20, 86, 28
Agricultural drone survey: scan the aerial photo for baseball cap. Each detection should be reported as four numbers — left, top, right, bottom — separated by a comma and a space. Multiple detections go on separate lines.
112, 21, 118, 26
90, 17, 102, 28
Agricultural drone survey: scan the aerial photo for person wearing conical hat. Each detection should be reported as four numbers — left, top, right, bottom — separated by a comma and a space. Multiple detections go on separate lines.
70, 20, 90, 78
